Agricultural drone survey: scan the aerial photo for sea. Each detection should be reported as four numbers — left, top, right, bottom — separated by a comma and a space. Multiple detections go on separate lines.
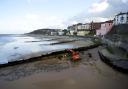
0, 34, 92, 64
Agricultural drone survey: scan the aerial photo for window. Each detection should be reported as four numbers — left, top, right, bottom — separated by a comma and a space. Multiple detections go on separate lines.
127, 15, 128, 23
117, 18, 118, 22
121, 16, 124, 22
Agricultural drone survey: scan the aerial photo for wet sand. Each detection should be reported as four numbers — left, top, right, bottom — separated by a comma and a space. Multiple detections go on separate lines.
0, 47, 128, 89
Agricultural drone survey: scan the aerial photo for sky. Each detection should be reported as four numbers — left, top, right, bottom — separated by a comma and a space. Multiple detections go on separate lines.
0, 0, 128, 34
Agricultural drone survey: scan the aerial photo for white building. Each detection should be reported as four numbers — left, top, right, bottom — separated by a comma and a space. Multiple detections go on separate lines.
67, 25, 77, 35
77, 23, 90, 30
77, 24, 85, 30
58, 31, 64, 35
84, 23, 90, 30
76, 23, 91, 36
113, 12, 128, 25
68, 23, 91, 36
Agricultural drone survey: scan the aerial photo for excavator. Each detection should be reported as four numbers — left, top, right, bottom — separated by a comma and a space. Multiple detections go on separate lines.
66, 49, 80, 61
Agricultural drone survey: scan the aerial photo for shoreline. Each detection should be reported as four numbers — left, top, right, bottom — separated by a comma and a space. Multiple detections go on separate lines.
0, 42, 100, 68
0, 35, 96, 65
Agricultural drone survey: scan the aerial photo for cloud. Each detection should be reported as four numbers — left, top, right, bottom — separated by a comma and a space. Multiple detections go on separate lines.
66, 0, 128, 26
25, 14, 39, 20
89, 0, 128, 16
27, 0, 47, 4
122, 0, 128, 3
1, 0, 128, 34
89, 0, 109, 13
0, 13, 65, 34
27, 0, 32, 3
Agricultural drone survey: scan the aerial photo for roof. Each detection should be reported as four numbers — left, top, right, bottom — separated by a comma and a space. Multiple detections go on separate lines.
105, 20, 113, 23
76, 23, 82, 25
116, 12, 128, 16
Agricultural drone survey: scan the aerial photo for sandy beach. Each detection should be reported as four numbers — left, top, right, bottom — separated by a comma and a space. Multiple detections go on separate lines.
0, 46, 128, 89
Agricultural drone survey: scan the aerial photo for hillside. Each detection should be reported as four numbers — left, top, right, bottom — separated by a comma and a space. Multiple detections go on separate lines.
28, 29, 60, 35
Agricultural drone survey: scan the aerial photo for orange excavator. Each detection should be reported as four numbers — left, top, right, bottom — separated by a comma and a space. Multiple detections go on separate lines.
66, 49, 80, 61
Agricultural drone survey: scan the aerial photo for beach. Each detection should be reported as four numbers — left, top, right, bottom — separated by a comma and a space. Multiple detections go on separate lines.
0, 35, 94, 65
0, 46, 128, 89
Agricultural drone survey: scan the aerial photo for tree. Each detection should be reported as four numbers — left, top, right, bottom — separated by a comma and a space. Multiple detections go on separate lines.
62, 29, 68, 35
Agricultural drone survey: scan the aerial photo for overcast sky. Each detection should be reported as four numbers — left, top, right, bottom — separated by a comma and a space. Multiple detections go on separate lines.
0, 0, 128, 34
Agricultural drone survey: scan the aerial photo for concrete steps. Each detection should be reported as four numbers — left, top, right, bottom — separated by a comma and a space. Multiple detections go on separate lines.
99, 48, 128, 73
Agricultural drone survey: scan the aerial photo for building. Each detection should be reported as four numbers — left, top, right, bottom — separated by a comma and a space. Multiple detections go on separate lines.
77, 23, 90, 30
58, 30, 64, 35
77, 23, 85, 30
96, 20, 113, 36
51, 31, 58, 35
50, 29, 62, 35
68, 23, 91, 36
77, 23, 90, 36
113, 12, 128, 25
90, 22, 102, 35
68, 21, 107, 36
90, 22, 102, 30
67, 25, 77, 35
